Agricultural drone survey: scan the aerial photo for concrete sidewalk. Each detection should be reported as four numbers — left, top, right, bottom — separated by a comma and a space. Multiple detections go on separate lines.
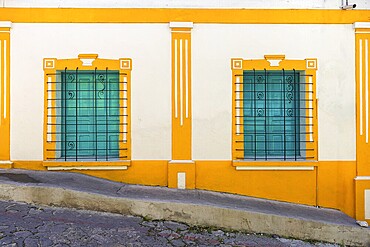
0, 169, 368, 246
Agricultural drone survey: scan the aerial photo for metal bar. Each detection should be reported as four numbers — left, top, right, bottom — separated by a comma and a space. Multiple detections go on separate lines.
47, 148, 128, 151
94, 68, 98, 161
253, 69, 257, 160
47, 123, 128, 126
236, 82, 314, 85
236, 99, 314, 102
75, 68, 79, 161
105, 68, 108, 161
264, 69, 267, 160
47, 131, 128, 134
283, 69, 286, 160
235, 123, 314, 126
236, 90, 314, 93
236, 139, 314, 143
237, 148, 314, 152
48, 106, 125, 109
46, 156, 128, 161
235, 106, 313, 110
63, 68, 67, 161
235, 73, 314, 78
50, 139, 129, 144
47, 114, 128, 117
47, 89, 125, 92
239, 124, 314, 127
235, 115, 313, 119
48, 98, 128, 101
293, 69, 297, 161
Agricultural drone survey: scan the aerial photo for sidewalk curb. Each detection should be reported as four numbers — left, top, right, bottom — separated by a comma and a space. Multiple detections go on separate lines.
0, 183, 369, 246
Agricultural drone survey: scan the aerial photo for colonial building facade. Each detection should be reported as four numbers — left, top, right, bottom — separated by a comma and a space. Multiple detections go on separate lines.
0, 0, 370, 223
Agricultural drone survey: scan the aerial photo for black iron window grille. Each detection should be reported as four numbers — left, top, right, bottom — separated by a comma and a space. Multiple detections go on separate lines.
234, 69, 316, 161
46, 68, 129, 161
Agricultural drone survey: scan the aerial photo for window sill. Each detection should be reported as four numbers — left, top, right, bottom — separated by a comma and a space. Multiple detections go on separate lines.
43, 160, 131, 171
232, 160, 318, 171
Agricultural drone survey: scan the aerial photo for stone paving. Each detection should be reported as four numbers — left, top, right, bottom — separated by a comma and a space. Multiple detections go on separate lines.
0, 200, 340, 247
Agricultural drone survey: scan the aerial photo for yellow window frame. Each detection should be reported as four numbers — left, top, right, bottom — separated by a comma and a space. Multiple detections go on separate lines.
231, 55, 318, 162
43, 54, 132, 162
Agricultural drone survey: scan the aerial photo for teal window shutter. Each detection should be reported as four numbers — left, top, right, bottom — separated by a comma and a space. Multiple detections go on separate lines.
243, 70, 304, 160
58, 70, 120, 161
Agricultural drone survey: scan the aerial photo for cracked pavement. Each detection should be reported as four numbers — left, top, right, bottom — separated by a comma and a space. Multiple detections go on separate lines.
0, 200, 340, 247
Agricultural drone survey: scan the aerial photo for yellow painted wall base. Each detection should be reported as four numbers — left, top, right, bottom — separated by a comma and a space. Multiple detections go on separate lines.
78, 160, 168, 186
168, 161, 196, 189
12, 161, 46, 171
317, 161, 356, 218
355, 179, 370, 223
196, 160, 317, 206
0, 161, 13, 169
7, 160, 356, 218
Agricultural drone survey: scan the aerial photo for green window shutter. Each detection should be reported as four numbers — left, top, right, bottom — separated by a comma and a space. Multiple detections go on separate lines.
59, 70, 120, 161
243, 70, 303, 160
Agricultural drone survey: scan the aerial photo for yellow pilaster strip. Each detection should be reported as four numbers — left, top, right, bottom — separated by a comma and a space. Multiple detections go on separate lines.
355, 23, 370, 176
171, 22, 193, 160
354, 22, 370, 222
0, 22, 11, 161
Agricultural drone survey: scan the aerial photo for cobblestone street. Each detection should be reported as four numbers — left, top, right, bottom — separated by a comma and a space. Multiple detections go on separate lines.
0, 200, 340, 247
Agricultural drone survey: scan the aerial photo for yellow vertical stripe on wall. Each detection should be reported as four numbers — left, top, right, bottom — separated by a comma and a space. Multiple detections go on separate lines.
356, 30, 370, 176
171, 27, 192, 160
354, 26, 370, 222
0, 40, 2, 126
0, 28, 10, 160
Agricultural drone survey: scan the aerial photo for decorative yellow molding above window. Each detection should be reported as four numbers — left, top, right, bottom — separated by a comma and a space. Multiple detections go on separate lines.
43, 54, 132, 165
231, 55, 318, 162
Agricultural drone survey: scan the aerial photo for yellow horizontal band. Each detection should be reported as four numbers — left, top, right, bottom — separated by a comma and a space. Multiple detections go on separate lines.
44, 161, 131, 167
354, 176, 370, 181
0, 8, 369, 24
235, 166, 315, 171
47, 166, 128, 171
232, 160, 319, 167
0, 161, 13, 165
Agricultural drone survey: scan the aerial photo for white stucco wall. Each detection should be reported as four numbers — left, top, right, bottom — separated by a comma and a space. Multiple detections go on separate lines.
10, 23, 356, 161
10, 23, 171, 160
192, 24, 356, 161
1, 0, 368, 9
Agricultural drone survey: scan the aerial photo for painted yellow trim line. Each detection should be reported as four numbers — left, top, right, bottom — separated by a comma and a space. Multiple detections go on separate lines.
0, 8, 369, 24
0, 160, 12, 165
235, 166, 315, 171
47, 166, 128, 171
354, 176, 370, 181
232, 161, 319, 167
44, 161, 131, 167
